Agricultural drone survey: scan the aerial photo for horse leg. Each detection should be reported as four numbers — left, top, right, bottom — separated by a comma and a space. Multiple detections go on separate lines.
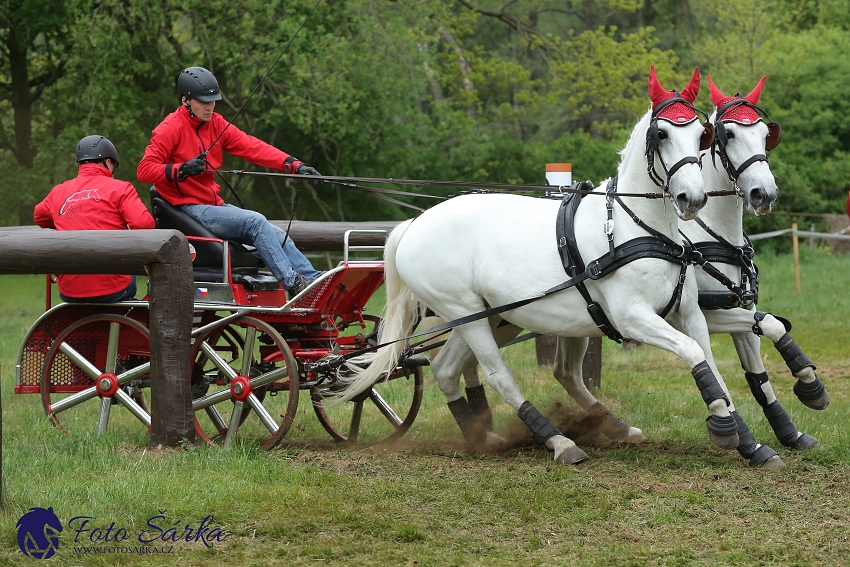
730, 331, 819, 451
462, 320, 524, 432
459, 362, 493, 432
614, 307, 745, 450
664, 307, 784, 467
552, 337, 646, 442
751, 312, 829, 410
431, 331, 506, 448
450, 320, 587, 464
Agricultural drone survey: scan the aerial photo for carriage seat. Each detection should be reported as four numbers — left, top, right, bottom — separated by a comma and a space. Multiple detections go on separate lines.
149, 188, 280, 290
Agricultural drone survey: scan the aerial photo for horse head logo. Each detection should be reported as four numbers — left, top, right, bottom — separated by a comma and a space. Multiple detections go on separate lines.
60, 188, 101, 218
16, 507, 63, 559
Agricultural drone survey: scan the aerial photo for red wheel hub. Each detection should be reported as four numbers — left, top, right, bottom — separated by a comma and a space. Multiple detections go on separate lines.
230, 375, 252, 402
96, 372, 120, 397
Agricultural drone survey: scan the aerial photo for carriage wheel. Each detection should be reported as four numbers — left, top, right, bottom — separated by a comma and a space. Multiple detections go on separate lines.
40, 314, 152, 436
311, 365, 424, 444
191, 316, 299, 450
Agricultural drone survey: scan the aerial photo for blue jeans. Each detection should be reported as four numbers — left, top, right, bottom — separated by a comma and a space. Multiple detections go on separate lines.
60, 276, 137, 303
180, 203, 321, 289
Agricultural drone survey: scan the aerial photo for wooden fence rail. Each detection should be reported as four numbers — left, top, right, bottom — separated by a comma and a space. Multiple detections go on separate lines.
0, 228, 195, 448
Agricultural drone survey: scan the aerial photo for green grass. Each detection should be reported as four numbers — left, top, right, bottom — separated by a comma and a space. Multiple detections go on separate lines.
0, 249, 848, 566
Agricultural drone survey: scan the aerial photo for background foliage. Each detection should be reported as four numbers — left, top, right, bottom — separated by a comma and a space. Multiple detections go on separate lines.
1, 0, 848, 227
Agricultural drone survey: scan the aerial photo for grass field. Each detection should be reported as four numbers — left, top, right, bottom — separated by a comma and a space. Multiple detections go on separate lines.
0, 247, 848, 566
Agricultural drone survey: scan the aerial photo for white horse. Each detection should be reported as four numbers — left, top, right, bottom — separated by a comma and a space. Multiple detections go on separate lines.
679, 75, 828, 445
334, 68, 743, 465
542, 75, 827, 467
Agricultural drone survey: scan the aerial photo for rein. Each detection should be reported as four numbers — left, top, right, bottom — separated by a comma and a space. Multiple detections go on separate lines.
305, 176, 695, 373
220, 170, 737, 202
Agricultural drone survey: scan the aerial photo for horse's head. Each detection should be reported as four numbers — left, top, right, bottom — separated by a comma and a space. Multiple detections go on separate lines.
708, 75, 780, 215
644, 66, 714, 220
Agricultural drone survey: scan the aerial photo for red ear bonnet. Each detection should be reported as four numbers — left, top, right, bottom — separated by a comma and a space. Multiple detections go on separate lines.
708, 73, 764, 125
649, 66, 699, 124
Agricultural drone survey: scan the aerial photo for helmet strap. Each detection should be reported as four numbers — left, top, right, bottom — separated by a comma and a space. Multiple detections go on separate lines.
182, 97, 196, 118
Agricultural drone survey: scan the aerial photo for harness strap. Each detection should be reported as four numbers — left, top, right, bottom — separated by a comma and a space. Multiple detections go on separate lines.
712, 98, 778, 184
556, 176, 690, 341
308, 268, 597, 372
688, 216, 760, 307
735, 154, 768, 177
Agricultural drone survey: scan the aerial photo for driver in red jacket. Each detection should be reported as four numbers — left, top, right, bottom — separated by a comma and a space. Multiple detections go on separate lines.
137, 66, 322, 297
34, 135, 155, 302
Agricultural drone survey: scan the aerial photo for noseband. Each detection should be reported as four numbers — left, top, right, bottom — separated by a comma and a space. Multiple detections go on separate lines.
711, 97, 782, 187
645, 92, 714, 192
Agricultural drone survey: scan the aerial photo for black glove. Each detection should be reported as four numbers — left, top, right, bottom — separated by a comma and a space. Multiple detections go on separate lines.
179, 156, 206, 177
297, 163, 321, 176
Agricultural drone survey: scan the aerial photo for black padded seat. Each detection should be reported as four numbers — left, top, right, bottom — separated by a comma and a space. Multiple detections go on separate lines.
149, 188, 279, 290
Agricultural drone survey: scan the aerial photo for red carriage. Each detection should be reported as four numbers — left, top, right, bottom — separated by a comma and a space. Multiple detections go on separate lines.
14, 192, 425, 448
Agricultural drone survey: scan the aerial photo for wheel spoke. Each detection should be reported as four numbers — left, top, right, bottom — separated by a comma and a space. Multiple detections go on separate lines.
57, 342, 101, 380
349, 400, 364, 442
114, 388, 152, 427
105, 322, 120, 373
247, 393, 279, 433
116, 362, 150, 384
241, 327, 257, 376
97, 397, 112, 434
369, 389, 403, 427
50, 385, 100, 414
192, 387, 236, 411
249, 366, 289, 389
224, 401, 244, 448
200, 341, 238, 381
204, 406, 227, 433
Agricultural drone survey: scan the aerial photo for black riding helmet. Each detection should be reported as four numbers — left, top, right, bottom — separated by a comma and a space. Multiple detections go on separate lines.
177, 66, 222, 102
76, 135, 119, 168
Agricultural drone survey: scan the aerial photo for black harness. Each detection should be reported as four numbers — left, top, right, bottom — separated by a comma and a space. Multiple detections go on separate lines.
684, 96, 780, 309
711, 97, 782, 187
645, 93, 715, 189
686, 218, 760, 309
556, 176, 690, 342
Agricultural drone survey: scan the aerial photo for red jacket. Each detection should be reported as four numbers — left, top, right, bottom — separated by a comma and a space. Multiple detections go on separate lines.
137, 106, 303, 206
34, 163, 155, 298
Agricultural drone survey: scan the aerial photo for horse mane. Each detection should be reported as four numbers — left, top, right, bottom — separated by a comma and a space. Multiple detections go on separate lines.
611, 106, 654, 190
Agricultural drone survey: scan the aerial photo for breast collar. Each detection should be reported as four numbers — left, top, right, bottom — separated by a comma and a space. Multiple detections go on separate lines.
684, 217, 760, 309
556, 175, 690, 342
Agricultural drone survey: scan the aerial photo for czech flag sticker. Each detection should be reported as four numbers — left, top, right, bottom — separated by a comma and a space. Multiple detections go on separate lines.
197, 287, 208, 297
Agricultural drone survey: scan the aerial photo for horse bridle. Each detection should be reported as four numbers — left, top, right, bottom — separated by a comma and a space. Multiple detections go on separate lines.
645, 92, 715, 191
711, 97, 783, 188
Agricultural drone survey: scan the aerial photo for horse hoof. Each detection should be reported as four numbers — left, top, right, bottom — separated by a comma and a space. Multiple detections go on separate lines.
801, 392, 830, 411
555, 446, 588, 465
789, 433, 819, 451
794, 378, 829, 410
709, 431, 740, 450
760, 455, 786, 469
479, 432, 508, 453
626, 427, 647, 443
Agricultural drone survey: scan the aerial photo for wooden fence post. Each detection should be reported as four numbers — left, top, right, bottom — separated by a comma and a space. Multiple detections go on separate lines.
0, 228, 195, 447
792, 222, 801, 292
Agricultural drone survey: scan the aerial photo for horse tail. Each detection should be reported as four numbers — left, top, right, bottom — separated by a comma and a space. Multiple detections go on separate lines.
331, 219, 421, 404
